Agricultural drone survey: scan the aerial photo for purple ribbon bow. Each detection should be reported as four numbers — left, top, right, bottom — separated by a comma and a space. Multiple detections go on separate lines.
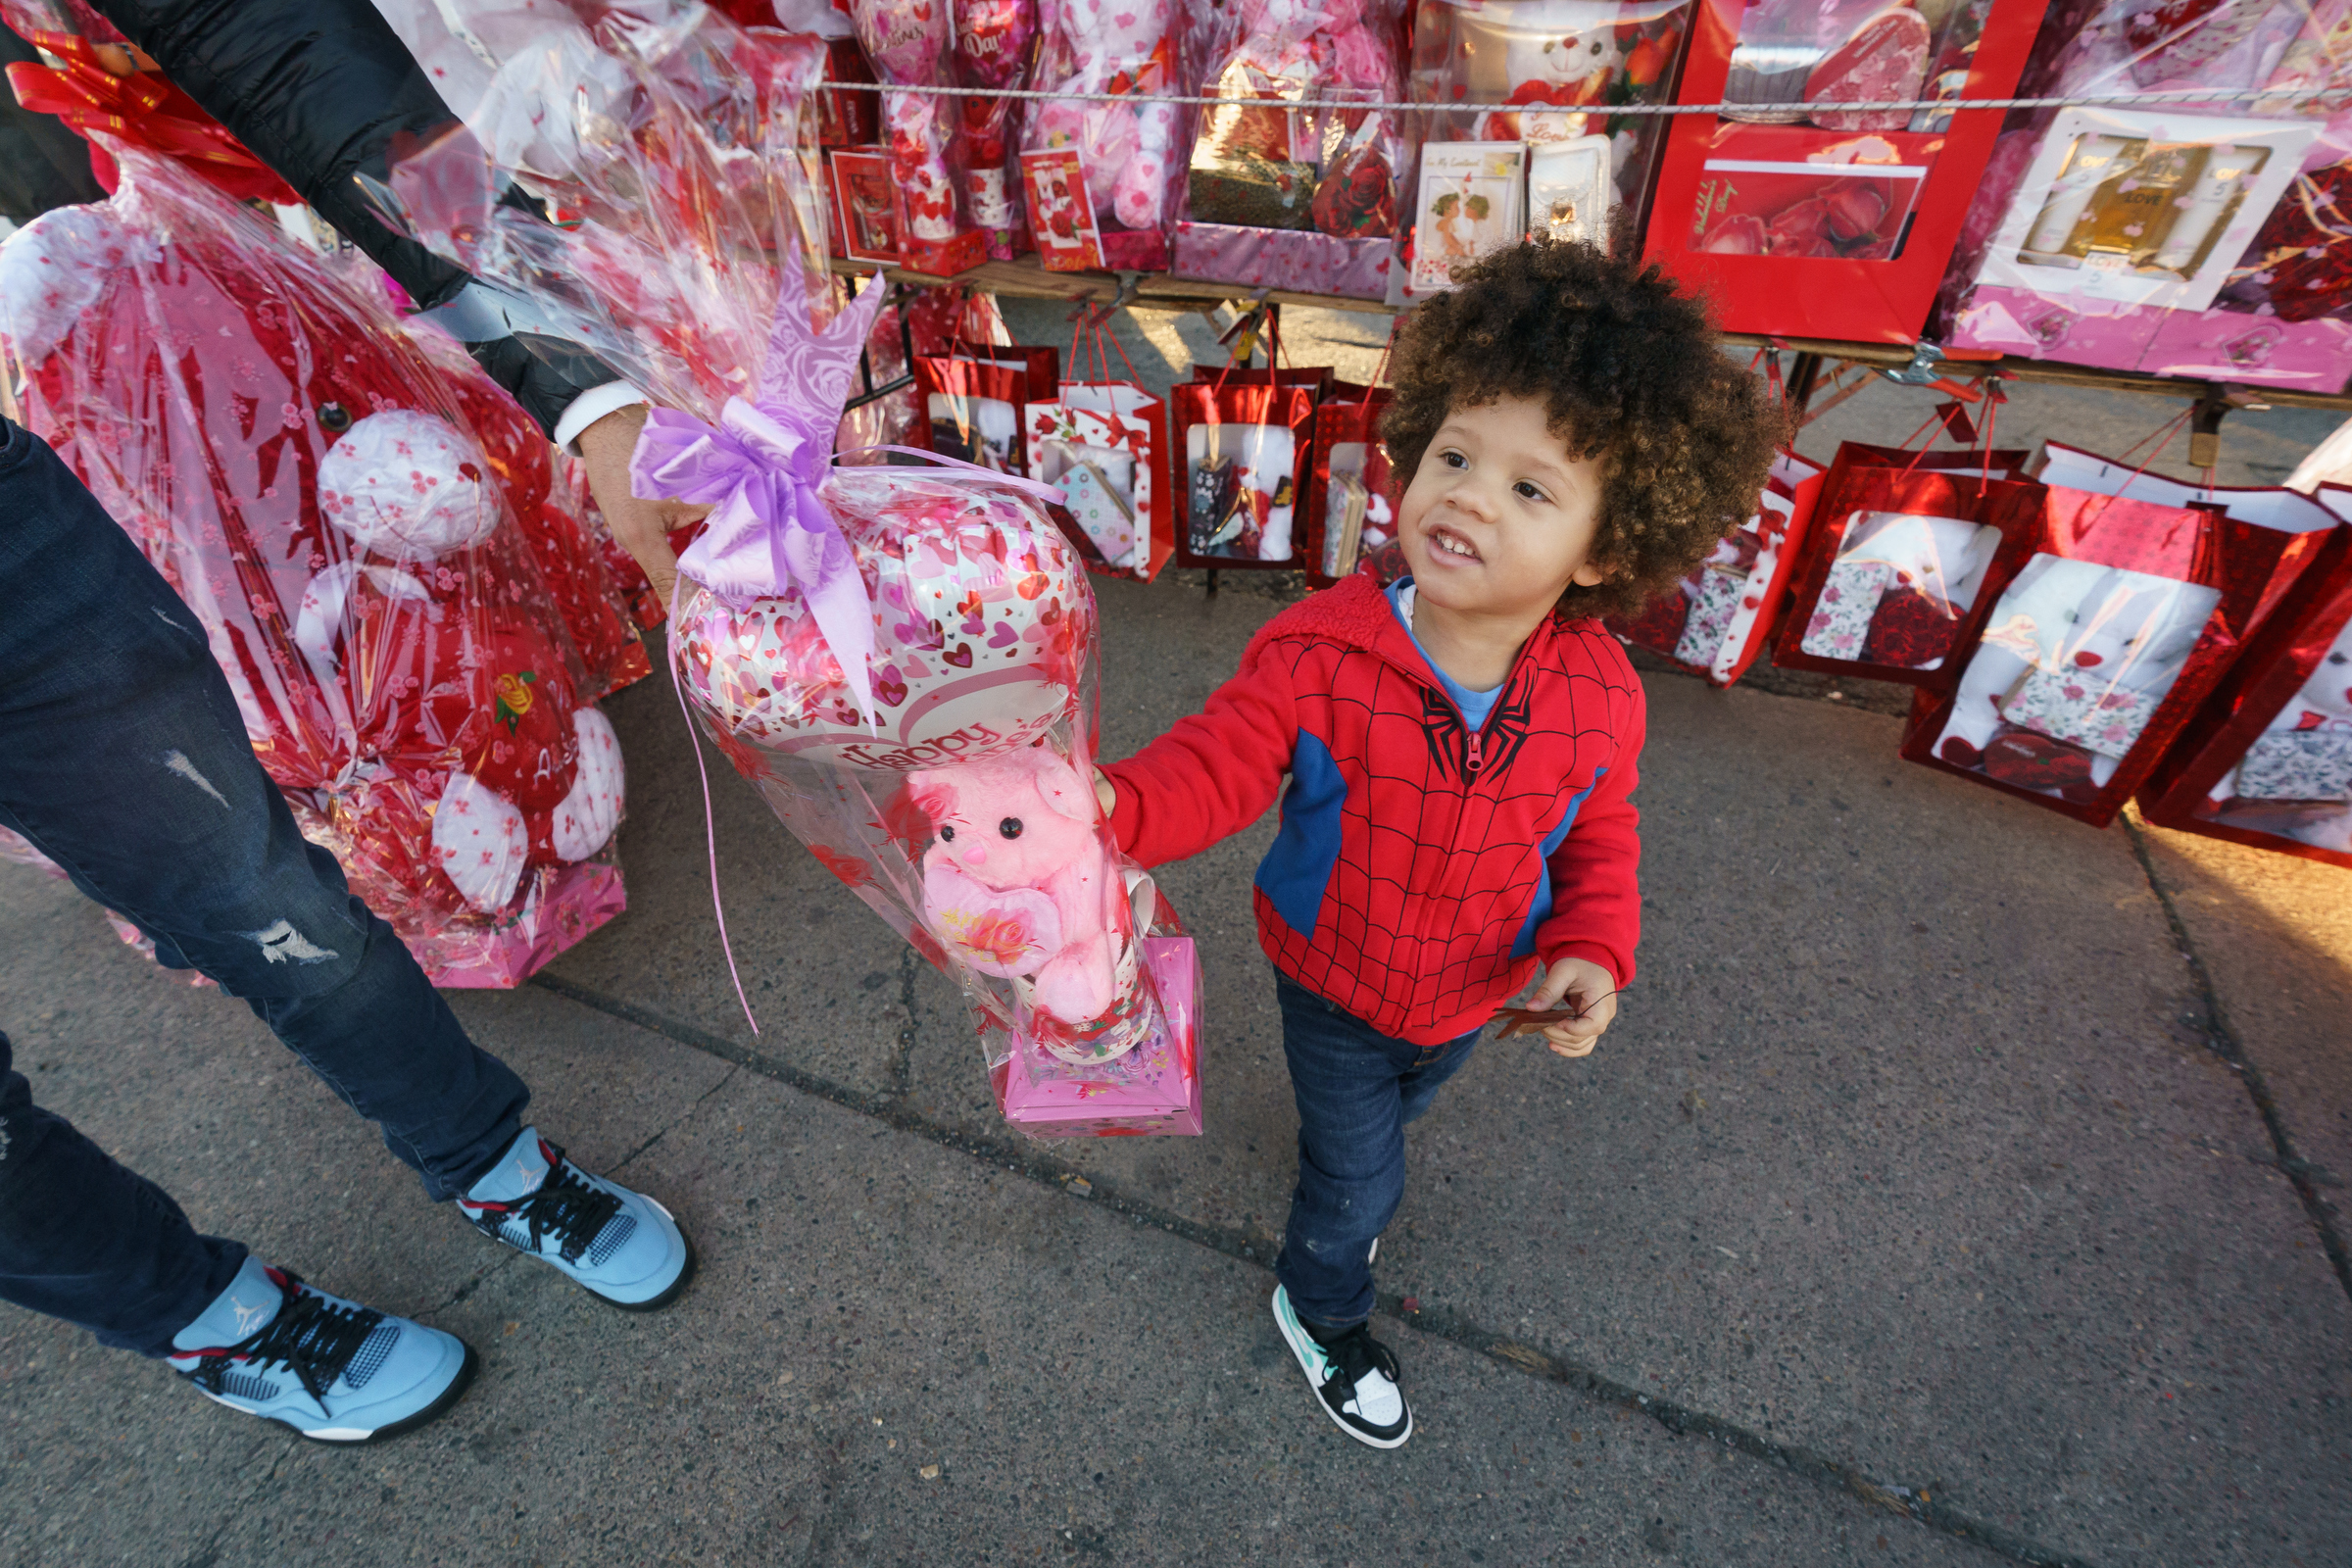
630, 266, 893, 723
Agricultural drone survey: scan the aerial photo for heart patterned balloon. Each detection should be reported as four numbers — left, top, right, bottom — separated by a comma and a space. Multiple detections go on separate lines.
673, 467, 1092, 774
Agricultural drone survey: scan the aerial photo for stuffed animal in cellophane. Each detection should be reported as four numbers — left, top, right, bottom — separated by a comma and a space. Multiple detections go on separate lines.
643, 267, 1200, 1133
0, 151, 626, 985
1023, 0, 1184, 267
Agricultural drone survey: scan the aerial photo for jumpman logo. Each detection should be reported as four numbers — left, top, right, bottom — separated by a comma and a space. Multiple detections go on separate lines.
227, 1294, 270, 1340
513, 1155, 547, 1196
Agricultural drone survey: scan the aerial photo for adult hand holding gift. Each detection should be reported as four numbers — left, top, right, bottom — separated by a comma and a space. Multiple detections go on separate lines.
638, 265, 1200, 1131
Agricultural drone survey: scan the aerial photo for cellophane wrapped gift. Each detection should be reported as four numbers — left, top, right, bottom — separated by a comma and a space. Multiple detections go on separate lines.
1405, 0, 1690, 290
851, 0, 990, 274
1900, 473, 2317, 827
1936, 0, 2352, 390
1022, 0, 1186, 270
1173, 0, 1408, 301
1609, 448, 1826, 685
0, 152, 628, 984
951, 0, 1042, 260
382, 10, 1200, 1134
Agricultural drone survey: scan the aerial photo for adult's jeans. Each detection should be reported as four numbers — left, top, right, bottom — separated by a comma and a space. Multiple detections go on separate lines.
0, 417, 529, 1356
1271, 971, 1480, 1330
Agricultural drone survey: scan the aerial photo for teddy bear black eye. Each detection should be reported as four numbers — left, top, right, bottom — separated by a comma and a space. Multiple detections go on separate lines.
939, 824, 956, 842
318, 401, 351, 432
1000, 817, 1023, 839
2330, 652, 2348, 665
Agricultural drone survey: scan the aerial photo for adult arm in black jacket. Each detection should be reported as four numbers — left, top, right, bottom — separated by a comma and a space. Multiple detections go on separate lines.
83, 0, 692, 602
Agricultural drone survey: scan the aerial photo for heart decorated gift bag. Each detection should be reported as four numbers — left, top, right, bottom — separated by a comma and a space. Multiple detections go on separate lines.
0, 151, 628, 985
640, 267, 1200, 1137
2140, 522, 2352, 866
1025, 307, 1175, 580
1772, 439, 2044, 687
1610, 449, 1829, 685
1898, 476, 2306, 829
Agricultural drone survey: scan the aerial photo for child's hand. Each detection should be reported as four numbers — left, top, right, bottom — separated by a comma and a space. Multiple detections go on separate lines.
1093, 767, 1116, 816
1525, 956, 1619, 1058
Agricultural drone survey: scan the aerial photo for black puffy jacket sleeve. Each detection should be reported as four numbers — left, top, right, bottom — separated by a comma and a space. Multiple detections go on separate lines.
87, 0, 625, 437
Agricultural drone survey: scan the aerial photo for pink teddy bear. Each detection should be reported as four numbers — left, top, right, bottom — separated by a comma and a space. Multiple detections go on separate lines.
1026, 0, 1178, 233
904, 744, 1137, 1059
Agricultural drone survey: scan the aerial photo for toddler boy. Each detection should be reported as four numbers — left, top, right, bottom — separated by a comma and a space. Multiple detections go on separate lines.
1096, 240, 1783, 1446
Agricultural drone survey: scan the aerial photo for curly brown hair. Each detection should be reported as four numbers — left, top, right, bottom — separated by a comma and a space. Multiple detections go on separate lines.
1380, 238, 1787, 619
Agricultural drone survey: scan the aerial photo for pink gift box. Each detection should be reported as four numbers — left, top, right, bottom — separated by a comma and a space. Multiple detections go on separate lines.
1171, 222, 1396, 302
995, 935, 1202, 1137
1950, 284, 2352, 394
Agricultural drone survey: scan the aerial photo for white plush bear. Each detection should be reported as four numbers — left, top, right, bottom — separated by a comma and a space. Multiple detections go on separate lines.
1936, 554, 2218, 790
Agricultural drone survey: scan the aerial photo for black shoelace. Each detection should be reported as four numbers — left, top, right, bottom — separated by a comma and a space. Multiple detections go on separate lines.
1313, 1322, 1399, 1394
187, 1276, 382, 1402
486, 1145, 622, 1264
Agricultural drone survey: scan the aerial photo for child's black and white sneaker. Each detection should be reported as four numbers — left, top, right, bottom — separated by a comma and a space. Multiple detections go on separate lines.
1271, 1285, 1412, 1448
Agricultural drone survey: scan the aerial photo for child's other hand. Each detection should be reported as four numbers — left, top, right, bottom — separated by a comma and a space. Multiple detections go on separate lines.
1526, 956, 1618, 1058
1093, 767, 1116, 816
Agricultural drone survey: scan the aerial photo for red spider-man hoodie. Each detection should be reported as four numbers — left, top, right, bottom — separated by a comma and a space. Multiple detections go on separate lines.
1102, 572, 1643, 1046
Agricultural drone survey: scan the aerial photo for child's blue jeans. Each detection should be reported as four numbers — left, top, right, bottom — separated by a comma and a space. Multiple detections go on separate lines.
0, 418, 530, 1357
1272, 972, 1481, 1331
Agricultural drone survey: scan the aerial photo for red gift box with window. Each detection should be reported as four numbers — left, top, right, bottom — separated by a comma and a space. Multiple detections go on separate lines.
1642, 0, 2050, 345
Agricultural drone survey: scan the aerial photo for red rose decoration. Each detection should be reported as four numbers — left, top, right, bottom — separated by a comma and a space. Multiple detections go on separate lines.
1980, 729, 2099, 799
1312, 147, 1396, 239
1862, 583, 1962, 668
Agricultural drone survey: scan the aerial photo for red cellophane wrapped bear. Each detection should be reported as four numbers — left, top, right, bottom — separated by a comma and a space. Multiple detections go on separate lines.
0, 151, 627, 984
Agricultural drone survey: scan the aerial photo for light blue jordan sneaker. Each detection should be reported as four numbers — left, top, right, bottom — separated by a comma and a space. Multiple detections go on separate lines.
456, 1128, 695, 1310
166, 1256, 476, 1443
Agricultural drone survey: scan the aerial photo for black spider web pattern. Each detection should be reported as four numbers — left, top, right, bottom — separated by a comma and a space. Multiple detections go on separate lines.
1255, 622, 1641, 1035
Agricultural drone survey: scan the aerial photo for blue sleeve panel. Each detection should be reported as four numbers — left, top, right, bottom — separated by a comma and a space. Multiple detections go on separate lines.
1511, 767, 1603, 959
1253, 729, 1348, 941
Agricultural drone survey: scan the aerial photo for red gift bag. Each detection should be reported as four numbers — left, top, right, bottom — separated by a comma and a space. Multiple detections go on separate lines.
1026, 311, 1176, 581
1303, 381, 1396, 588
1171, 372, 1319, 569
1898, 480, 2307, 829
1610, 448, 1830, 686
912, 341, 1061, 474
1772, 440, 2044, 688
2139, 524, 2352, 866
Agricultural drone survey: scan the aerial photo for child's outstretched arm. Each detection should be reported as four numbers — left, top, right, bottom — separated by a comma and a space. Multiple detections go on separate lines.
1096, 636, 1301, 869
1526, 689, 1646, 1056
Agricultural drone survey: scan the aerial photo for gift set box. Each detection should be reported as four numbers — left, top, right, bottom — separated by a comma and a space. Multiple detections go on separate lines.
1936, 1, 2352, 391
996, 935, 1203, 1137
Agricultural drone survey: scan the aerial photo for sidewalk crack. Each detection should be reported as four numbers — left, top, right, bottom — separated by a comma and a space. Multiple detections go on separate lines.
527, 969, 2107, 1568
2123, 809, 2352, 1308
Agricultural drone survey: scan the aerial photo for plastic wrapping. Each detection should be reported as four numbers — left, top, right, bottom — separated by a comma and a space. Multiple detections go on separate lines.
2141, 526, 2352, 866
1899, 474, 2307, 826
1642, 0, 2049, 344
851, 0, 990, 272
1021, 0, 1184, 270
1771, 442, 2042, 686
1173, 0, 1407, 300
952, 0, 1042, 259
0, 153, 627, 984
1610, 447, 1828, 685
1938, 2, 2352, 389
1404, 1, 1690, 290
378, 14, 1200, 1130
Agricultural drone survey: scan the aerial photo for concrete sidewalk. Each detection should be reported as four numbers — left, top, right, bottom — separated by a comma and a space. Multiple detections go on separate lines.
4, 315, 2351, 1566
